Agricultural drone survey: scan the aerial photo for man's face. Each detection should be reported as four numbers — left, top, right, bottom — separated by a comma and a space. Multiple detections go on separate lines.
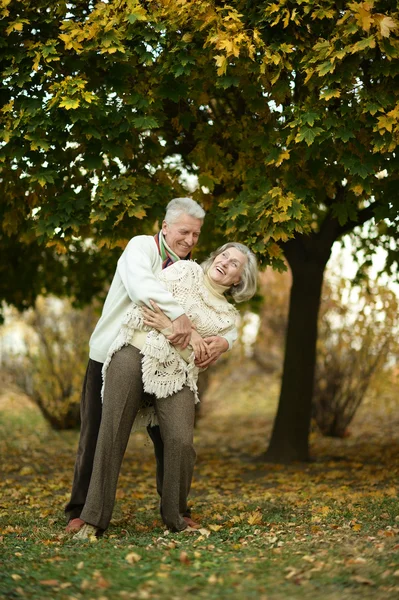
162, 214, 203, 258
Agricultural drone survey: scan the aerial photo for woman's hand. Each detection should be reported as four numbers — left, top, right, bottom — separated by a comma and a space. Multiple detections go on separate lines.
142, 300, 173, 332
190, 329, 211, 363
194, 336, 229, 368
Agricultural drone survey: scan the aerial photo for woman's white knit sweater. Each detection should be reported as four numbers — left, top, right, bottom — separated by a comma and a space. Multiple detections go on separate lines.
102, 260, 238, 429
89, 235, 236, 363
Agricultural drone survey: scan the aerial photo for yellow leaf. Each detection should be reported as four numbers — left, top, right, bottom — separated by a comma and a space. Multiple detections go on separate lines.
214, 54, 227, 76
283, 9, 290, 28
356, 4, 373, 32
33, 52, 41, 72
268, 243, 283, 258
375, 14, 397, 38
247, 511, 263, 525
320, 89, 341, 101
6, 20, 27, 34
377, 115, 395, 133
125, 552, 141, 564
1, 100, 14, 113
304, 69, 314, 84
276, 150, 290, 166
59, 97, 80, 110
351, 184, 364, 196
209, 524, 223, 532
19, 466, 34, 476
59, 33, 71, 45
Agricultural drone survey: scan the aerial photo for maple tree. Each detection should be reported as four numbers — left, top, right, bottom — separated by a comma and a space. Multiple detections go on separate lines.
1, 0, 399, 460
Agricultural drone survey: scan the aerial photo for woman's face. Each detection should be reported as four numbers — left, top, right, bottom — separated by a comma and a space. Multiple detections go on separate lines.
208, 247, 247, 287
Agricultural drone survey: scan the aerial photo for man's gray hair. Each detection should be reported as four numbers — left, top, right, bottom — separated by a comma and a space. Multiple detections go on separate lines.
201, 242, 258, 303
164, 197, 205, 224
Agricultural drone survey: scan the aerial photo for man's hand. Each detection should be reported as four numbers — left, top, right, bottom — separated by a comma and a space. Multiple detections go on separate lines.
194, 336, 229, 368
167, 313, 192, 349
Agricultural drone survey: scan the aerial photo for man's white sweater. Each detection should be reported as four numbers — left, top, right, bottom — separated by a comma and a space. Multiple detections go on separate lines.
89, 235, 236, 363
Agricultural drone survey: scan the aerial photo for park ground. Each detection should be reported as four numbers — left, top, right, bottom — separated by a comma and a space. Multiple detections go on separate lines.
0, 357, 398, 600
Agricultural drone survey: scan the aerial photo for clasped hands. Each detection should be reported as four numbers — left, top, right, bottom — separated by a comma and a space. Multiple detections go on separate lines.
141, 301, 228, 367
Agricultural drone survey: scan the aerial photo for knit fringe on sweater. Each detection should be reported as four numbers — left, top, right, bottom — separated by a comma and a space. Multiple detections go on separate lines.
101, 305, 200, 431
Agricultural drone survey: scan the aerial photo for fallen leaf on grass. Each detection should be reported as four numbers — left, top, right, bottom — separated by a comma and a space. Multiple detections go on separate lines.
346, 557, 367, 565
179, 551, 190, 565
95, 576, 110, 589
19, 466, 34, 476
209, 524, 223, 532
11, 574, 22, 581
125, 552, 141, 564
378, 529, 395, 537
39, 579, 59, 586
247, 511, 263, 525
197, 527, 211, 537
351, 575, 375, 585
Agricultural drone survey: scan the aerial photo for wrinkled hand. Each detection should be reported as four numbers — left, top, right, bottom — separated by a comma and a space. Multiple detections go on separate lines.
167, 313, 192, 349
190, 329, 211, 363
142, 301, 172, 331
195, 336, 229, 368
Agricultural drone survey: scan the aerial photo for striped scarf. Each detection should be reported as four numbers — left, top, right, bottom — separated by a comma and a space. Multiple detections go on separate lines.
154, 231, 190, 269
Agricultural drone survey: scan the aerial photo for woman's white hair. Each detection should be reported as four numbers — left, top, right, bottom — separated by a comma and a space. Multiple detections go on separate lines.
164, 197, 205, 224
201, 242, 258, 303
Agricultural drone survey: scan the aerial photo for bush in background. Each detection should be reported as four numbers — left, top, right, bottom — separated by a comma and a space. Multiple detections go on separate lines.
1, 297, 97, 429
313, 278, 398, 437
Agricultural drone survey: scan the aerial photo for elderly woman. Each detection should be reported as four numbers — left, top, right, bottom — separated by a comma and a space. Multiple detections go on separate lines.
75, 243, 257, 538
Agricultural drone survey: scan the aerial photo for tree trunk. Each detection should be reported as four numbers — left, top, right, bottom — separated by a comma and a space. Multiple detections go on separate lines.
265, 232, 335, 463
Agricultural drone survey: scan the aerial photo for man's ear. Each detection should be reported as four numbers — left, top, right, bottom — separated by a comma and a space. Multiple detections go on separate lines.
161, 220, 168, 234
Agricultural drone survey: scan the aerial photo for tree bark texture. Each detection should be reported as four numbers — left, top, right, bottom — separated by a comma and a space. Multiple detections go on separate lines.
265, 226, 338, 463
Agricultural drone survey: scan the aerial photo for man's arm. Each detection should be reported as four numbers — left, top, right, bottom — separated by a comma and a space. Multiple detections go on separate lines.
118, 236, 191, 348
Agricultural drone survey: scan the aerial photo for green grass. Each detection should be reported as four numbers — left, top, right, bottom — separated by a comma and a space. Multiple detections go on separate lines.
1, 366, 399, 599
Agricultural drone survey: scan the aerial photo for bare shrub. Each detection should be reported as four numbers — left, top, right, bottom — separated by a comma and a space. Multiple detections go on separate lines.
313, 278, 398, 437
1, 297, 97, 429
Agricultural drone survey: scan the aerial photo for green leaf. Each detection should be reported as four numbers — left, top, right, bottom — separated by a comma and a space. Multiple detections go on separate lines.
132, 116, 159, 129
316, 60, 335, 76
198, 174, 216, 191
301, 111, 319, 126
336, 129, 355, 142
83, 155, 104, 170
351, 36, 376, 53
331, 202, 349, 226
295, 126, 324, 146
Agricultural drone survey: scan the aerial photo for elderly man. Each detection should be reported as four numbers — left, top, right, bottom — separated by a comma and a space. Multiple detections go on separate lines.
65, 197, 235, 532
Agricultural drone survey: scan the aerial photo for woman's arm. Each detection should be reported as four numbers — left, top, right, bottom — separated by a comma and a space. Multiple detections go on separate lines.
141, 301, 173, 333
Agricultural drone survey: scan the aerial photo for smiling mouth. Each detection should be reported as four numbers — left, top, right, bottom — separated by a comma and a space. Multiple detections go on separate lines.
215, 266, 225, 275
